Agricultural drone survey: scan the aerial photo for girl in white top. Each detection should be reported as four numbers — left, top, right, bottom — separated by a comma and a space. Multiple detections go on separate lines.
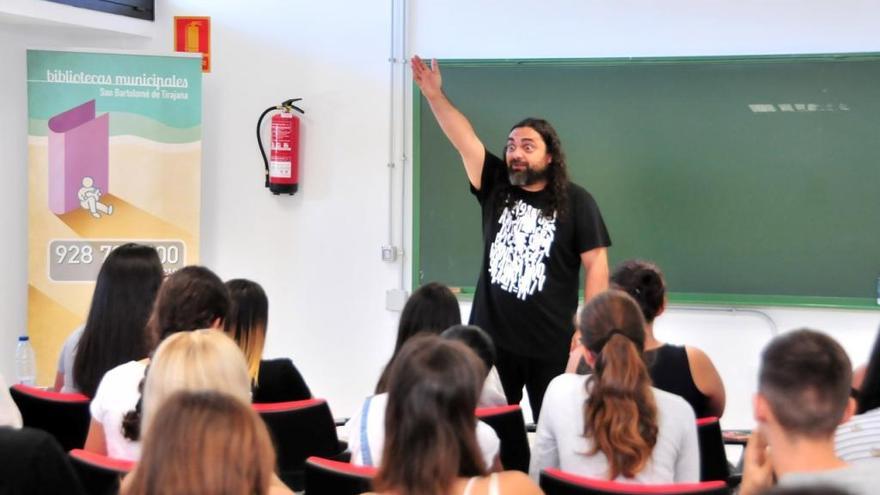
84, 265, 230, 460
365, 333, 541, 495
530, 290, 699, 483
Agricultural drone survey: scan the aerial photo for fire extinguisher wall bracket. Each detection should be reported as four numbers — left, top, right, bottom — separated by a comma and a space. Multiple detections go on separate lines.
257, 99, 304, 195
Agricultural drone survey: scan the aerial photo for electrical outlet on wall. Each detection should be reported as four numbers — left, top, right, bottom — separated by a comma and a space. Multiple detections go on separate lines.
381, 245, 398, 262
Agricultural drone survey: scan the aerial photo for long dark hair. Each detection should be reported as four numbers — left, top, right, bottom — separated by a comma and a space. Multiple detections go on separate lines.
72, 244, 163, 397
122, 265, 230, 441
580, 290, 658, 480
224, 279, 269, 385
374, 335, 486, 495
856, 327, 880, 414
498, 117, 570, 220
375, 282, 461, 393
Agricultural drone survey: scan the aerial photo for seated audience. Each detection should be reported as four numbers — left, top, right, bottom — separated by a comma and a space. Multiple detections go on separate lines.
366, 335, 541, 495
0, 427, 86, 495
531, 289, 699, 482
0, 373, 22, 428
55, 243, 164, 395
740, 329, 879, 495
374, 281, 462, 393
84, 265, 229, 461
836, 327, 880, 463
121, 391, 291, 495
348, 284, 500, 468
441, 324, 508, 407
224, 278, 312, 402
609, 259, 725, 418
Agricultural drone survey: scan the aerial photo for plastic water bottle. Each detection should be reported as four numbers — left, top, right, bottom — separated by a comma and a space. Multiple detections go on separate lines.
15, 335, 36, 386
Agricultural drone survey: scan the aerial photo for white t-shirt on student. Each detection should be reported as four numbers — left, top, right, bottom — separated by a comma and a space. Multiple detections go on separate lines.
346, 392, 501, 469
89, 360, 147, 461
529, 373, 699, 483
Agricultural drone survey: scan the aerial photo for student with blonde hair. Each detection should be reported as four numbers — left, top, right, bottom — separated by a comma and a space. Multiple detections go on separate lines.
224, 279, 311, 402
122, 391, 288, 495
138, 329, 252, 434
123, 330, 293, 494
531, 290, 698, 483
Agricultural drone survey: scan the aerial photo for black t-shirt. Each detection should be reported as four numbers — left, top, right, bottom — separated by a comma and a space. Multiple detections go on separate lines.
469, 150, 611, 358
252, 358, 313, 403
645, 344, 712, 418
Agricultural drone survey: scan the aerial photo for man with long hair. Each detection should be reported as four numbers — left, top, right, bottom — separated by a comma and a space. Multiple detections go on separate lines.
412, 56, 611, 419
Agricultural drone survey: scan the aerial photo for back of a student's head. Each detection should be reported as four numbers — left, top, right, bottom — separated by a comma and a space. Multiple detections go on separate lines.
578, 289, 657, 480
73, 243, 164, 397
757, 329, 853, 439
146, 265, 229, 346
122, 329, 251, 442
856, 327, 880, 414
141, 330, 251, 436
123, 390, 275, 495
610, 259, 665, 323
441, 324, 496, 379
376, 282, 461, 393
223, 279, 269, 384
395, 282, 461, 350
376, 335, 486, 495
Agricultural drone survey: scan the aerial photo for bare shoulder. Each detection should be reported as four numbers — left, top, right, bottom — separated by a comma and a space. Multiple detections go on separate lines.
684, 345, 715, 370
496, 471, 543, 494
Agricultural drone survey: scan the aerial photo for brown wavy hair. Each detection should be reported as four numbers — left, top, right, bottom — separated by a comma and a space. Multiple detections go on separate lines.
579, 290, 658, 479
498, 117, 570, 220
373, 335, 486, 495
123, 391, 276, 495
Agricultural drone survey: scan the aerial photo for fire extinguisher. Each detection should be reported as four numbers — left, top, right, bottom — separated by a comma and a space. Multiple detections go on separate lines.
257, 98, 305, 195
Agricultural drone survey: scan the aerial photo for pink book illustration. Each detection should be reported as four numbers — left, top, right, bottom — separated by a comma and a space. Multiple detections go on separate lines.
48, 100, 109, 215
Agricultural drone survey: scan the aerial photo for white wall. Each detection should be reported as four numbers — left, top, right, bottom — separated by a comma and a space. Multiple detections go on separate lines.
1, 0, 879, 428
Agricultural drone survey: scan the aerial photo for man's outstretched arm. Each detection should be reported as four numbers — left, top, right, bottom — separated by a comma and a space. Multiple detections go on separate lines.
412, 55, 486, 189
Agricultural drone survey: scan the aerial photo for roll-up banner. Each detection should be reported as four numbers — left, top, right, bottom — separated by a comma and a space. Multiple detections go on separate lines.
26, 49, 202, 385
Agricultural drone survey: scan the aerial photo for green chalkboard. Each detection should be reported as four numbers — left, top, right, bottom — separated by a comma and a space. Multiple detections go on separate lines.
413, 54, 880, 309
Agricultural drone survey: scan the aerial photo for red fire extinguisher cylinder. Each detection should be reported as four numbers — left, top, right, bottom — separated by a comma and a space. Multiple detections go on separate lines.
268, 111, 299, 195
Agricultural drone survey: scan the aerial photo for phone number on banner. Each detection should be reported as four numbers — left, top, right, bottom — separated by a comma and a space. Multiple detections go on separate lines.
48, 240, 186, 281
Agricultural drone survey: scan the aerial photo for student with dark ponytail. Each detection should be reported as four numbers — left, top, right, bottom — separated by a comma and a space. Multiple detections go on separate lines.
530, 290, 698, 482
610, 260, 726, 418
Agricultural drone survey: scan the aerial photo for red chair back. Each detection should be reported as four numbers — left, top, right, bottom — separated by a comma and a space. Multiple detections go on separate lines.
475, 404, 530, 472
253, 398, 345, 491
68, 449, 134, 495
539, 468, 730, 495
9, 384, 90, 451
304, 456, 376, 495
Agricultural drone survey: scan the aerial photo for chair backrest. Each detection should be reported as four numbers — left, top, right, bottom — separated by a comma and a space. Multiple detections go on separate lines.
9, 384, 91, 451
540, 469, 729, 495
475, 404, 530, 472
253, 398, 344, 491
304, 456, 376, 495
68, 449, 135, 495
695, 417, 730, 482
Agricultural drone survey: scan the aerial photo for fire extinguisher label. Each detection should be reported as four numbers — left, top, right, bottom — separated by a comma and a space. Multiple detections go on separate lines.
270, 160, 292, 178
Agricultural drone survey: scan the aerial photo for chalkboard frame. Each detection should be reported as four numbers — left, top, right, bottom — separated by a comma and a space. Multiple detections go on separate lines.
412, 54, 880, 310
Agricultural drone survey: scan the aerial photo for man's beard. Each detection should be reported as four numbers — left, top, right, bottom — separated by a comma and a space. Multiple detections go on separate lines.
508, 162, 548, 187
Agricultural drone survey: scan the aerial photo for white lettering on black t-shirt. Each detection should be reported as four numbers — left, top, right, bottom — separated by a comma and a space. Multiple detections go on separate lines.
488, 200, 556, 300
